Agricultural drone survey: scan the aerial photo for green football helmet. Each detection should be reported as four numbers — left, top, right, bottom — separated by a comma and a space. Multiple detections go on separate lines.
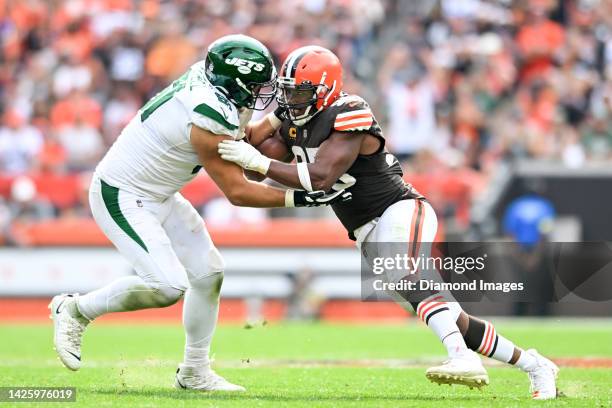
205, 34, 277, 110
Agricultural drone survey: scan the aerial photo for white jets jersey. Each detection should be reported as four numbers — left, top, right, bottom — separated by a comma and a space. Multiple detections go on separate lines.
96, 60, 241, 200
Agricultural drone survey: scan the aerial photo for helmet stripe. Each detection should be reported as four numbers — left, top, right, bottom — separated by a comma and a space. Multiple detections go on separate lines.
291, 49, 311, 77
284, 48, 311, 79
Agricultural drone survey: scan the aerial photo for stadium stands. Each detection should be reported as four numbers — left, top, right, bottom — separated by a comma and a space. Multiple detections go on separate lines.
0, 0, 610, 243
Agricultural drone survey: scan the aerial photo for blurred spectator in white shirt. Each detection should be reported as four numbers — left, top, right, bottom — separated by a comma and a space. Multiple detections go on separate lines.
0, 110, 44, 174
103, 86, 140, 144
57, 115, 104, 171
53, 55, 93, 98
384, 64, 435, 160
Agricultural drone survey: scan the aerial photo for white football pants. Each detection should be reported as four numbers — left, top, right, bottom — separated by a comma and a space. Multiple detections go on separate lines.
355, 198, 463, 321
77, 174, 224, 367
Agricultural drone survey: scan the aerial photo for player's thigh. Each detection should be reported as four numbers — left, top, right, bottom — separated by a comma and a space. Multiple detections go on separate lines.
163, 193, 225, 282
367, 199, 441, 300
89, 177, 189, 291
373, 199, 438, 244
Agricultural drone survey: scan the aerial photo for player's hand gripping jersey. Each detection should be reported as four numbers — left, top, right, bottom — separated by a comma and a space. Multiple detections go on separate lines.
277, 92, 424, 236
96, 61, 242, 200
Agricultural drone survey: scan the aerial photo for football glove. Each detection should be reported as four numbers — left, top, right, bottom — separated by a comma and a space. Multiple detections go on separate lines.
286, 189, 352, 207
218, 139, 271, 174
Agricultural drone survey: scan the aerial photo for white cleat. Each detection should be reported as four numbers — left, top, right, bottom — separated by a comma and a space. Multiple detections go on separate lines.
49, 294, 87, 371
526, 349, 559, 400
426, 350, 489, 389
174, 364, 246, 392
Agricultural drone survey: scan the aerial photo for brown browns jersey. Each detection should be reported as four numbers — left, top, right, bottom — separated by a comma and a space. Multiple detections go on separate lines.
278, 92, 424, 239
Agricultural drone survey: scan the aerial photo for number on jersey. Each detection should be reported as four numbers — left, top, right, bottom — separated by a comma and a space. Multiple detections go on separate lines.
140, 71, 189, 121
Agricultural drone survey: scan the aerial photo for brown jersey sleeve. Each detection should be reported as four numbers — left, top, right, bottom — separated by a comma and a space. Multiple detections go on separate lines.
327, 94, 385, 153
330, 94, 375, 132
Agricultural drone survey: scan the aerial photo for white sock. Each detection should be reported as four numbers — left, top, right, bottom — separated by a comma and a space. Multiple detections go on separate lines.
414, 297, 469, 358
391, 294, 468, 358
515, 349, 538, 372
442, 331, 468, 358
77, 276, 182, 320
427, 312, 469, 358
66, 298, 90, 325
182, 273, 223, 369
489, 334, 516, 364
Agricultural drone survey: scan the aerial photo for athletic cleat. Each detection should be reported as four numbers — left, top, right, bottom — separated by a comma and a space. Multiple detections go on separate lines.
526, 349, 559, 400
426, 350, 489, 389
174, 364, 246, 392
49, 294, 88, 371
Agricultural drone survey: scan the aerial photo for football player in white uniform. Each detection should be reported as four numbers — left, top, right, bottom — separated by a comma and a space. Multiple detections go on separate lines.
48, 35, 350, 392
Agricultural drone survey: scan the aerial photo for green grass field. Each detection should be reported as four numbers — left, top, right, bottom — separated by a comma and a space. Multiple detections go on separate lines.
1, 320, 611, 407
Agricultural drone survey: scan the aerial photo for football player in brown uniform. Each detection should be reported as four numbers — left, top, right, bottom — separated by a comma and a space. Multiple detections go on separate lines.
218, 46, 558, 399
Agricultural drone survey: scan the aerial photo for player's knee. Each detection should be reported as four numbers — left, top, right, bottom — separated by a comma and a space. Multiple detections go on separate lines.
190, 271, 224, 301
182, 247, 225, 284
152, 284, 185, 307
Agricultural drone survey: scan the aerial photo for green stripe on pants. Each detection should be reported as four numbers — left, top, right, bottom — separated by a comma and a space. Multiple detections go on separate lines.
100, 180, 148, 253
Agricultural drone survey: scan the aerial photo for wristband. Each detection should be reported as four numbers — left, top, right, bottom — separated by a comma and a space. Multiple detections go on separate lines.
284, 190, 295, 207
266, 111, 282, 130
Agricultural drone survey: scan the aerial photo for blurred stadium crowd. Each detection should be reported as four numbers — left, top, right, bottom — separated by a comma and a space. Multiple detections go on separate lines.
0, 0, 611, 243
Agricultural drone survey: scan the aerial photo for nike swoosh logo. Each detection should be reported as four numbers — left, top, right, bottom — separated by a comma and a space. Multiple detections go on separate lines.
55, 300, 65, 315
176, 376, 186, 389
67, 350, 81, 361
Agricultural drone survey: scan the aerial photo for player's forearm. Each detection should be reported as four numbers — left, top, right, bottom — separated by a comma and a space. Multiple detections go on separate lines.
265, 161, 305, 189
266, 161, 332, 192
226, 181, 287, 208
247, 112, 282, 146
226, 179, 344, 208
244, 169, 267, 182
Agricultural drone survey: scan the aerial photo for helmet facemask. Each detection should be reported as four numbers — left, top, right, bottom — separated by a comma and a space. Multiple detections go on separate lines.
211, 65, 277, 111
251, 78, 277, 110
277, 78, 329, 126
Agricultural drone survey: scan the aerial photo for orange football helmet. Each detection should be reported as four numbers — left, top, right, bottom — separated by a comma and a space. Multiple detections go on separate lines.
277, 45, 343, 125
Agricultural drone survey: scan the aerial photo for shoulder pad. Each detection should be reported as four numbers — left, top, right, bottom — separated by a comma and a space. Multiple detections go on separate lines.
179, 83, 240, 137
331, 94, 373, 132
331, 94, 367, 108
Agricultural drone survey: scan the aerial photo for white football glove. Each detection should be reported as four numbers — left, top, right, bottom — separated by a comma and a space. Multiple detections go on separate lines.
218, 139, 271, 174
